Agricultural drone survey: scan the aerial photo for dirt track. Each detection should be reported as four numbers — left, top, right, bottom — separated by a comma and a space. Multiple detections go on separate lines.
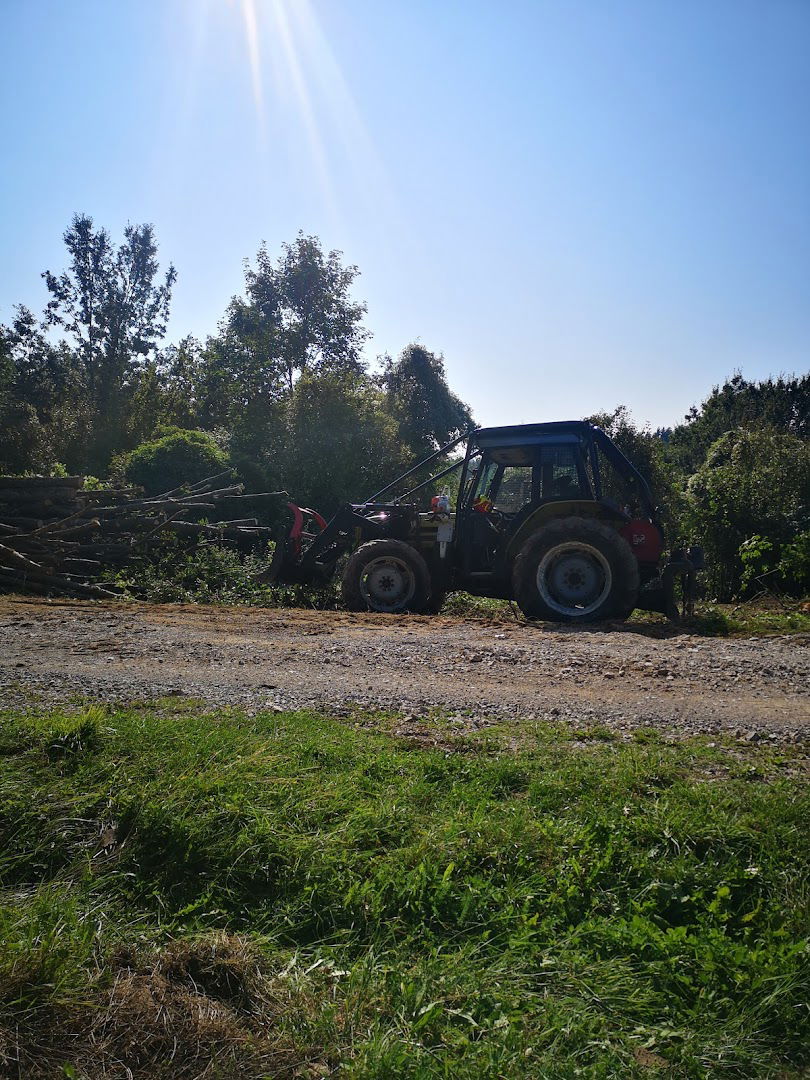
1, 596, 808, 743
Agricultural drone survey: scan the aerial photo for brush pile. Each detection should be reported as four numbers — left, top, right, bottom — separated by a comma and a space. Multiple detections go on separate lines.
0, 472, 277, 598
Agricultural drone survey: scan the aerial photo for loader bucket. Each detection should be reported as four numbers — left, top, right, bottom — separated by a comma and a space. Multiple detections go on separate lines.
265, 503, 328, 585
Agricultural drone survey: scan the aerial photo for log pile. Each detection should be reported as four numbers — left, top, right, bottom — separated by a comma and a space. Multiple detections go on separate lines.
0, 472, 279, 598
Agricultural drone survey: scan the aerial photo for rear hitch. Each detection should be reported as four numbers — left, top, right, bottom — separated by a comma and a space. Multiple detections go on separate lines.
663, 546, 705, 619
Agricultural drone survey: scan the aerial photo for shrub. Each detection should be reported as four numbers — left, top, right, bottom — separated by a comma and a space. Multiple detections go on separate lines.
124, 428, 229, 495
687, 427, 810, 599
778, 530, 810, 596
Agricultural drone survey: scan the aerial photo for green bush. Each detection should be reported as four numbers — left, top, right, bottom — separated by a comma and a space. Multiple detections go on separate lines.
739, 530, 810, 600
114, 534, 343, 608
687, 427, 810, 599
123, 428, 229, 495
779, 530, 810, 595
739, 534, 777, 595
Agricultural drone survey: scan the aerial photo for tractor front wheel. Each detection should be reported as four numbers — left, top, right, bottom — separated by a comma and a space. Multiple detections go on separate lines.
343, 539, 432, 614
512, 517, 639, 622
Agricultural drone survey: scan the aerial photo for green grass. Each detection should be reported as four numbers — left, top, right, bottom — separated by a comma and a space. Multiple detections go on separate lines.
1, 704, 807, 1078
440, 595, 810, 636
629, 602, 810, 637
715, 602, 810, 636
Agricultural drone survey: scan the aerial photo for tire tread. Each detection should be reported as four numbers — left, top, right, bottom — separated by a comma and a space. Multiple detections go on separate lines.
343, 539, 432, 613
512, 516, 639, 622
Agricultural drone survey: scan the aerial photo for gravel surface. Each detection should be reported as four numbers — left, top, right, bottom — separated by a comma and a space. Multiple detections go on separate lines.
1, 596, 808, 743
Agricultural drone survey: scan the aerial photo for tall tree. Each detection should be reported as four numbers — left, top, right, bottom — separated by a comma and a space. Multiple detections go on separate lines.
277, 371, 407, 514
380, 344, 473, 461
41, 214, 176, 470
0, 307, 82, 471
220, 232, 369, 401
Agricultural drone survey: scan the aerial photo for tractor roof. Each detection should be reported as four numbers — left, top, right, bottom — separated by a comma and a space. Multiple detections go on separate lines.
472, 420, 596, 447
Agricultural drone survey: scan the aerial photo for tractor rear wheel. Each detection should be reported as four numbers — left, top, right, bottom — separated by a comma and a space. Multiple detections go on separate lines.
343, 539, 432, 614
512, 516, 639, 622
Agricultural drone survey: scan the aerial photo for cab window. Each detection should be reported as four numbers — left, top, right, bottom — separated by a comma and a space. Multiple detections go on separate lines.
537, 445, 587, 500
491, 466, 533, 512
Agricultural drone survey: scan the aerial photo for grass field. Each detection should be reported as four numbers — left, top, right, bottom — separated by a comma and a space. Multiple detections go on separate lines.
1, 703, 807, 1078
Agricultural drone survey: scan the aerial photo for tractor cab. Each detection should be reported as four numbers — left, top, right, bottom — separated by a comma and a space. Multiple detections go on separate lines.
451, 423, 660, 592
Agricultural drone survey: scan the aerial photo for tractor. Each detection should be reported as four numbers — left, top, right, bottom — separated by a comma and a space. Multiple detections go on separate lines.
267, 421, 702, 622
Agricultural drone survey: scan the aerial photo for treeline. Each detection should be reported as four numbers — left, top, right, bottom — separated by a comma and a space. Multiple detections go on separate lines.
0, 215, 471, 512
1, 214, 807, 601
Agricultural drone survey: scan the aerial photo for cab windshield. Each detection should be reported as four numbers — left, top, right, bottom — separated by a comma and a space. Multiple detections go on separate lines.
466, 442, 591, 514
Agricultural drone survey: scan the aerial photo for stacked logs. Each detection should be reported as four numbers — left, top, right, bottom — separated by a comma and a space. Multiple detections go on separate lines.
0, 472, 280, 598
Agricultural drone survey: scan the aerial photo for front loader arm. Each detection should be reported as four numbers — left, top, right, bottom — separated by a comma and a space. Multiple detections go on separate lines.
265, 503, 391, 586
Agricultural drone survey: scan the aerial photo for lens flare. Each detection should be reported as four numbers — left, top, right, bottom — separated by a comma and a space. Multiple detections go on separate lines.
239, 0, 265, 128
269, 0, 334, 210
225, 0, 399, 228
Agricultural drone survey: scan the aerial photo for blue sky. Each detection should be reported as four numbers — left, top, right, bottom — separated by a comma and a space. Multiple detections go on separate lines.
1, 0, 808, 430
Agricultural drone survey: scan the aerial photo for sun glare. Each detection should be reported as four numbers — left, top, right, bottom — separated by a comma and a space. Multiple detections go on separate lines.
227, 0, 397, 226
239, 0, 265, 127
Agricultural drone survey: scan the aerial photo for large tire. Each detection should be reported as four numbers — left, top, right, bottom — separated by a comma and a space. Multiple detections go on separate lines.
512, 516, 639, 622
343, 539, 432, 614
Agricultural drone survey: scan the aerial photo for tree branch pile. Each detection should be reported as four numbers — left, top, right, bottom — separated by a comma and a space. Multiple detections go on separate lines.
0, 472, 279, 598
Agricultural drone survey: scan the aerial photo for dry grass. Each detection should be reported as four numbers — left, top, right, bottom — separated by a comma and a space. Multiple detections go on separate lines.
1, 933, 330, 1080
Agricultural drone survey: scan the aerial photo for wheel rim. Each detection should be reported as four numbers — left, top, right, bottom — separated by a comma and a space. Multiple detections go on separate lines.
359, 556, 417, 612
536, 542, 612, 617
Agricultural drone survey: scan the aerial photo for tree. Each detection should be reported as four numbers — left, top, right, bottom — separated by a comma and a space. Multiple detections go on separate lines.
180, 234, 372, 467
41, 214, 176, 470
380, 344, 473, 461
0, 308, 82, 471
687, 427, 810, 599
276, 371, 407, 515
159, 337, 212, 429
0, 325, 46, 472
219, 232, 369, 400
668, 373, 810, 475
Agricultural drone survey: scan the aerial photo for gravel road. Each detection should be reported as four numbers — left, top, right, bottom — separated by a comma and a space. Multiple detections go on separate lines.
2, 596, 808, 743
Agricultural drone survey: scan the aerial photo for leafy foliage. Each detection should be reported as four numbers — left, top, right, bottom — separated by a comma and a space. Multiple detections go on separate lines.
669, 372, 810, 474
276, 371, 407, 513
122, 428, 229, 495
1, 216, 175, 474
113, 534, 341, 607
381, 343, 473, 460
778, 530, 810, 595
231, 232, 369, 394
188, 233, 371, 445
42, 214, 175, 471
0, 310, 78, 472
687, 427, 810, 598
